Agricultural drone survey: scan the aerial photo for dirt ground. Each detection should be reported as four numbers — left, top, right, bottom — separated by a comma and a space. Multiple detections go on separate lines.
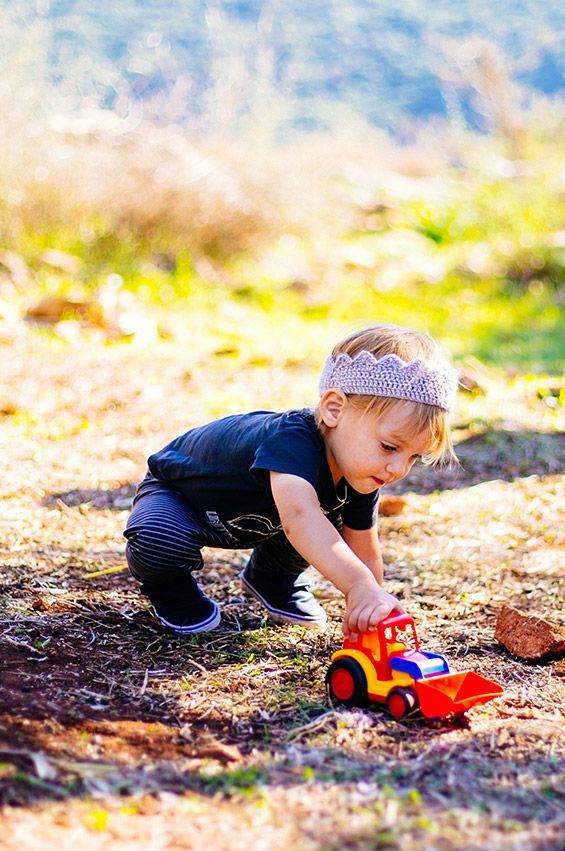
0, 321, 564, 850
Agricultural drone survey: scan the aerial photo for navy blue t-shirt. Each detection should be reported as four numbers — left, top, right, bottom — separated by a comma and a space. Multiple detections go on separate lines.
137, 408, 379, 547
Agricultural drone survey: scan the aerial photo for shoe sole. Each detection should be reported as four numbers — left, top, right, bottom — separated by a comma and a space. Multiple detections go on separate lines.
150, 601, 221, 634
240, 571, 326, 630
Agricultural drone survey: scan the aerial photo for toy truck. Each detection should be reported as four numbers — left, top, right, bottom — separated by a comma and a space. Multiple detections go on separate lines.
326, 610, 504, 720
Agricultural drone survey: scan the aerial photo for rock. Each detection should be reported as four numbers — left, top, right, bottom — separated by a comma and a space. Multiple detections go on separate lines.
494, 605, 565, 660
379, 495, 407, 516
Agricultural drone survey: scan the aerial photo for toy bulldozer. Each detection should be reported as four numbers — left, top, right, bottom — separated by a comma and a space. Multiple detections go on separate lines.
326, 610, 504, 720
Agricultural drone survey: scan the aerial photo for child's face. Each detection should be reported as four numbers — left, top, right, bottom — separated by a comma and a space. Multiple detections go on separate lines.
320, 394, 433, 493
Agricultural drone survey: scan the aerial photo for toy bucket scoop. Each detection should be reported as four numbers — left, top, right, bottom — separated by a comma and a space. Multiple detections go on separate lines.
414, 670, 504, 719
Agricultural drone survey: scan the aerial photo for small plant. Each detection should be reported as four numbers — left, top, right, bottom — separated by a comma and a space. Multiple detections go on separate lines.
199, 765, 265, 797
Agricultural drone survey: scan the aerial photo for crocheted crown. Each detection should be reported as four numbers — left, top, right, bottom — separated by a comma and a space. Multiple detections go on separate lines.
318, 351, 458, 411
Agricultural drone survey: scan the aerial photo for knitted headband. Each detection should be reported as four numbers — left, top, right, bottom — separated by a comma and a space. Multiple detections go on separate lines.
319, 351, 458, 411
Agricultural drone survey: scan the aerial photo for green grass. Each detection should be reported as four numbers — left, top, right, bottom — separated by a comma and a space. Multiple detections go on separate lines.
20, 261, 564, 373
151, 273, 563, 373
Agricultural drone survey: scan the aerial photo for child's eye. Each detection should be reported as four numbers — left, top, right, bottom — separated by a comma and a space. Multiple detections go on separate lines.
381, 443, 397, 452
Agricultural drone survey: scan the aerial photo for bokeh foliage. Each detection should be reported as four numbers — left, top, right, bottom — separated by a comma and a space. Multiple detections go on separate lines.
0, 11, 563, 373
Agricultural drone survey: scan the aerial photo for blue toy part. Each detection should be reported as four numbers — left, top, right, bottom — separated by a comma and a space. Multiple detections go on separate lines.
390, 649, 450, 680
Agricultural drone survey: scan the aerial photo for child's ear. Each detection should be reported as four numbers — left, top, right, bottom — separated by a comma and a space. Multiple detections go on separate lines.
319, 389, 347, 427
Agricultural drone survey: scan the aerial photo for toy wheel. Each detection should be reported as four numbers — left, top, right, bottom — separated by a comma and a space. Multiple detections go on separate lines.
326, 658, 368, 707
386, 687, 419, 720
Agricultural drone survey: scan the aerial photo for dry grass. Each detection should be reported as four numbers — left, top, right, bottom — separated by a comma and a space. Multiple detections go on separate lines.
0, 14, 400, 262
0, 321, 563, 850
2, 122, 284, 257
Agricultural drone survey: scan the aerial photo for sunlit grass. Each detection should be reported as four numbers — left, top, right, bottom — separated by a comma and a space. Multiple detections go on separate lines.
128, 271, 562, 374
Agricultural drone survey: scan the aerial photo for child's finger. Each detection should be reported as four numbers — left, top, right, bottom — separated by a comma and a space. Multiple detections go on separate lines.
345, 608, 365, 635
368, 609, 388, 629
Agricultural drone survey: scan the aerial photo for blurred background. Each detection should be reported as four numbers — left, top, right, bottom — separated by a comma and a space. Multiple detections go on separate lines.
0, 0, 564, 375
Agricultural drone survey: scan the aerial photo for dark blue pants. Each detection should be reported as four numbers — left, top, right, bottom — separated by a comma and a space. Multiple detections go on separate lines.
124, 487, 311, 588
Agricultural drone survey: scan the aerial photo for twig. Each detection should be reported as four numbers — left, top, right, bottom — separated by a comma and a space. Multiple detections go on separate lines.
0, 634, 43, 654
184, 657, 209, 675
73, 687, 110, 701
84, 564, 129, 579
140, 668, 149, 696
285, 710, 339, 741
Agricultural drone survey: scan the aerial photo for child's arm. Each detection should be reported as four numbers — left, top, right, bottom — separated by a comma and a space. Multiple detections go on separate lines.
270, 472, 402, 634
342, 524, 384, 585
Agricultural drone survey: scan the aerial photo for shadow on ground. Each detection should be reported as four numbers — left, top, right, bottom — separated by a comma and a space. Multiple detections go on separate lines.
42, 483, 136, 511
0, 624, 562, 843
388, 428, 564, 495
41, 430, 565, 512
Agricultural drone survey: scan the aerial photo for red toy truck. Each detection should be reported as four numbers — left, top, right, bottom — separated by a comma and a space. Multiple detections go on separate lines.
326, 610, 503, 720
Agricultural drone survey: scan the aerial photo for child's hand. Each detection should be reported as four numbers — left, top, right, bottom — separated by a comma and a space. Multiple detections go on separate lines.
343, 579, 403, 637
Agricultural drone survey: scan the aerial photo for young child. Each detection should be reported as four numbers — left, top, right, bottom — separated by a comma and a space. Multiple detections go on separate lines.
124, 323, 457, 636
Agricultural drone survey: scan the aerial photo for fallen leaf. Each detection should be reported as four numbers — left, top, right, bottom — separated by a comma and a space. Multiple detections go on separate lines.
194, 735, 243, 764
38, 249, 82, 274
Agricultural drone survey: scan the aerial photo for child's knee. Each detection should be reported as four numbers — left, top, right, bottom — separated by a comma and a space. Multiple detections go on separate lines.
125, 525, 201, 579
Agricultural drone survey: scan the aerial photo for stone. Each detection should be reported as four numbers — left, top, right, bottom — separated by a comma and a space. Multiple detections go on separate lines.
494, 605, 565, 660
379, 495, 407, 516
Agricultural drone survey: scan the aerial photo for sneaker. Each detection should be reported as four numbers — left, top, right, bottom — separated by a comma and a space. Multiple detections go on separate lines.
241, 561, 327, 629
141, 573, 221, 634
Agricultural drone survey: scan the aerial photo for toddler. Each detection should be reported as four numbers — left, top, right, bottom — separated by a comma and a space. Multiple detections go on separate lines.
124, 323, 457, 636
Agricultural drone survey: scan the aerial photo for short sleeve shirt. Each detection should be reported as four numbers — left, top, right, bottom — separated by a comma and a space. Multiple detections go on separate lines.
137, 408, 379, 547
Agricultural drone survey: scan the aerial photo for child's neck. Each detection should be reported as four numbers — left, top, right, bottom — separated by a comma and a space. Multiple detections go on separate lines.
325, 448, 343, 485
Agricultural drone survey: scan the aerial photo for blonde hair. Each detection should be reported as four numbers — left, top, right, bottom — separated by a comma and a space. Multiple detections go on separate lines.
316, 324, 457, 465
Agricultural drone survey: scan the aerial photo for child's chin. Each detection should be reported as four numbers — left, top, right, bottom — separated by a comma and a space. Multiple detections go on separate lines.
349, 478, 380, 494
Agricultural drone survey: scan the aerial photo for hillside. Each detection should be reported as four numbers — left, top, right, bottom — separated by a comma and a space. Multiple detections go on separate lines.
8, 0, 565, 132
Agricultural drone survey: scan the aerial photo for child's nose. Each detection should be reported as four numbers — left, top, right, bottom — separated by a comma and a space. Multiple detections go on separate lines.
386, 455, 410, 479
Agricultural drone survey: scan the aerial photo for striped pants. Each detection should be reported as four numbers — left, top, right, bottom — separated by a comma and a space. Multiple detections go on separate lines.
124, 487, 310, 588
